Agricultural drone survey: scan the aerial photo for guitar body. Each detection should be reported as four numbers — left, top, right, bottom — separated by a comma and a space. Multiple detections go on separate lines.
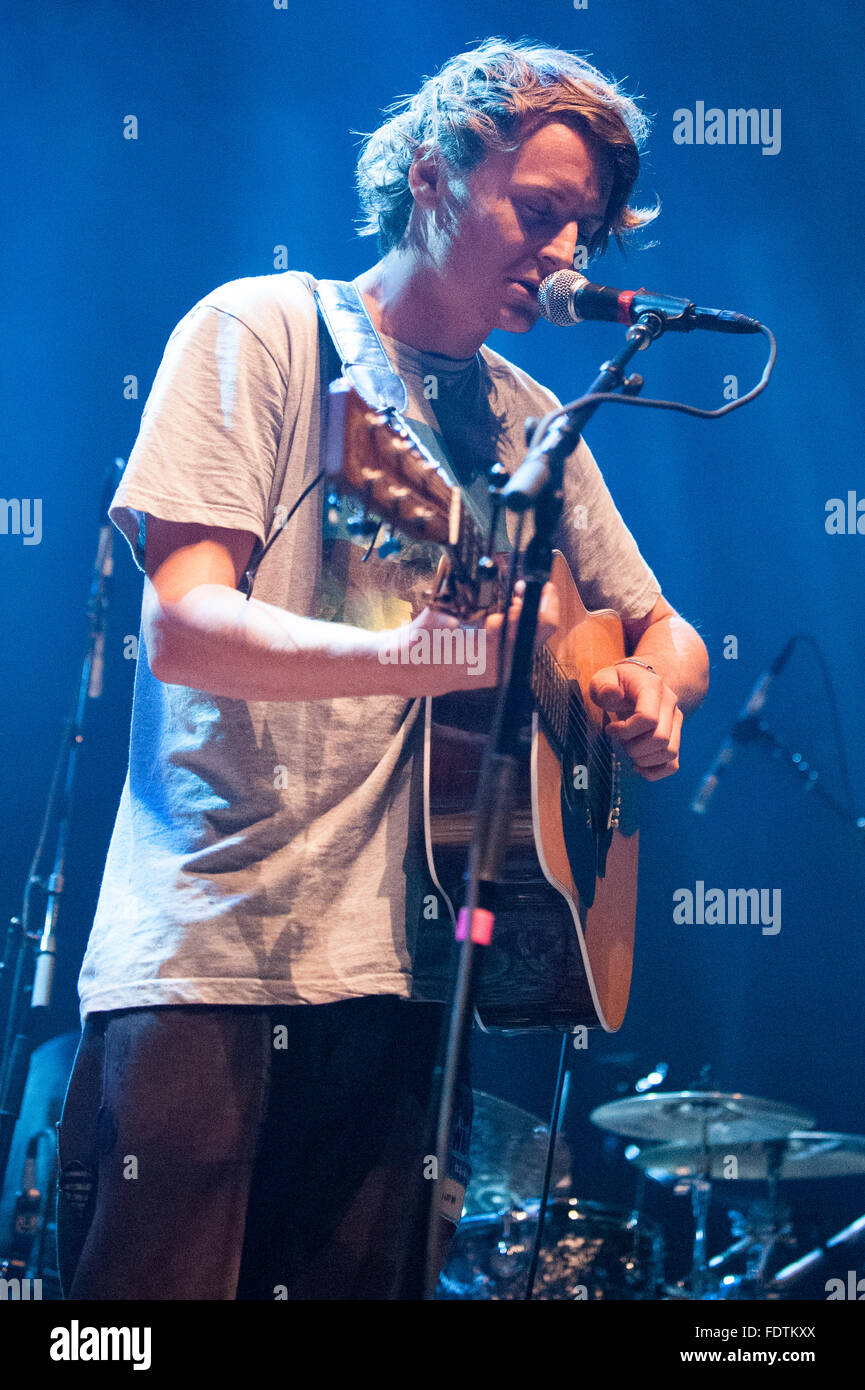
423, 550, 639, 1032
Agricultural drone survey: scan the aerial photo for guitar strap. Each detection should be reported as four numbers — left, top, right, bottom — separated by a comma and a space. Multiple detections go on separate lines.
314, 277, 492, 541
314, 278, 409, 415
240, 279, 411, 595
243, 276, 491, 594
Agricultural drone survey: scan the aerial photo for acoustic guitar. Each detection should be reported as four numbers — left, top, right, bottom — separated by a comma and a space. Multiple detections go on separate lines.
324, 379, 640, 1032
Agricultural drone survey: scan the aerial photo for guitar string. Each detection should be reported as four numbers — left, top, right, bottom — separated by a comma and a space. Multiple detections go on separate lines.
537, 644, 614, 773
534, 650, 611, 786
534, 646, 616, 788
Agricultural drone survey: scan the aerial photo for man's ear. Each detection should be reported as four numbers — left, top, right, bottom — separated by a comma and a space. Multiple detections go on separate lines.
407, 143, 442, 211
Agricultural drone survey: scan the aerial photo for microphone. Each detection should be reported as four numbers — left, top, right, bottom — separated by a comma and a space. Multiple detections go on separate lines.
538, 271, 762, 335
690, 637, 797, 814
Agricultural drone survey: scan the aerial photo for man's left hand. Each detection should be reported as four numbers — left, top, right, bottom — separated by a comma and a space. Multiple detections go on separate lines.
589, 662, 683, 782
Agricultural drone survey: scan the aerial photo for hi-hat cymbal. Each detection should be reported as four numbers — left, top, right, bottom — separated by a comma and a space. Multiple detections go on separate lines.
590, 1091, 815, 1145
463, 1091, 572, 1217
631, 1131, 865, 1183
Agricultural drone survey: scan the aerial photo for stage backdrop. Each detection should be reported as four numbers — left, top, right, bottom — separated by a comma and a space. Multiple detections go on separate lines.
2, 1, 863, 1256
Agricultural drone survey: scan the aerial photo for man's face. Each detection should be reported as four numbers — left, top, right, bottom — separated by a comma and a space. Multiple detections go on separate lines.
416, 120, 613, 342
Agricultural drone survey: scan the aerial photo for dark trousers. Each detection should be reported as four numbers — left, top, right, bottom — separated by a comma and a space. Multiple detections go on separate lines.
56, 997, 471, 1300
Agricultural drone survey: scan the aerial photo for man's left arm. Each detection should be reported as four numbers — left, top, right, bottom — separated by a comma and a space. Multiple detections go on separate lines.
589, 596, 710, 782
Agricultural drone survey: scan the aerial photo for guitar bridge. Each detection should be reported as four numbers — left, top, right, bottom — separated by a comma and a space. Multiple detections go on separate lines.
608, 753, 622, 831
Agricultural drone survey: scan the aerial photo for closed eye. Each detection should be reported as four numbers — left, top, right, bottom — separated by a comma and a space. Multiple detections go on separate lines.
519, 202, 554, 221
519, 200, 601, 240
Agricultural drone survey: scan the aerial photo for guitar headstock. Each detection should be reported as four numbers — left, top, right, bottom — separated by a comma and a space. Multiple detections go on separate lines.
324, 378, 457, 545
324, 377, 500, 620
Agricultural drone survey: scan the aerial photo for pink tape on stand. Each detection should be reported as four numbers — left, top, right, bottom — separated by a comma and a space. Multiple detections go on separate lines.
455, 907, 494, 946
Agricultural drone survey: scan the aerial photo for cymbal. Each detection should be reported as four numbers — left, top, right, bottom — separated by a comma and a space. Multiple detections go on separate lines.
463, 1091, 572, 1218
631, 1132, 865, 1183
590, 1091, 815, 1145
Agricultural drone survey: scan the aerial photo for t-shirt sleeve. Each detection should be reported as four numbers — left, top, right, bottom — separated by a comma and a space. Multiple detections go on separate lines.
556, 433, 662, 620
109, 302, 287, 571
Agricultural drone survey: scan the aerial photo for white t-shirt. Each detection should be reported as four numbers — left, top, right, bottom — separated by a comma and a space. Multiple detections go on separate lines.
77, 271, 660, 1019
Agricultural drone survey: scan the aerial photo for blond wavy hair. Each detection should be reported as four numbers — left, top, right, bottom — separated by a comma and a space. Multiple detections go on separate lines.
356, 38, 658, 259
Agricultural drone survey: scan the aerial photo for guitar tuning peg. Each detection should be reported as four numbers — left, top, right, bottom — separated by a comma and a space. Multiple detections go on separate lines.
475, 555, 498, 610
326, 492, 341, 527
487, 462, 509, 495
377, 528, 401, 559
346, 512, 381, 539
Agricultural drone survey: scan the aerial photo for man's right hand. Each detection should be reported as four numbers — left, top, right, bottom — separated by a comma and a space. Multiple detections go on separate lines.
381, 579, 559, 695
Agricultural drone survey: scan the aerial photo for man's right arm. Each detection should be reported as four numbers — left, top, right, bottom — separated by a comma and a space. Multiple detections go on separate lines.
142, 516, 553, 701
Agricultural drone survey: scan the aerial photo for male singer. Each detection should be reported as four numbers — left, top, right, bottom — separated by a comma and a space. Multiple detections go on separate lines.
58, 38, 709, 1300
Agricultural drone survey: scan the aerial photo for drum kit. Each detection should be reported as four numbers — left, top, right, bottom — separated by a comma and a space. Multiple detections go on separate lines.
3, 1038, 863, 1300
438, 1085, 865, 1300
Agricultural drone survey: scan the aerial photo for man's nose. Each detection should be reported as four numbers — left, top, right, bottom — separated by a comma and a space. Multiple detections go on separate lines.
539, 221, 582, 273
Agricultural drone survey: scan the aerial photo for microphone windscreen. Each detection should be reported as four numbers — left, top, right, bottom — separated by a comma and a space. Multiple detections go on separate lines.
538, 271, 584, 326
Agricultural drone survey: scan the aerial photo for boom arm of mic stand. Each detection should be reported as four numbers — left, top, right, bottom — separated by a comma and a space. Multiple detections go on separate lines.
743, 720, 865, 847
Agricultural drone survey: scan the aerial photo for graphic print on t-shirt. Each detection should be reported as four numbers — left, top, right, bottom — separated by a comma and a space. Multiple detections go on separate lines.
316, 350, 513, 640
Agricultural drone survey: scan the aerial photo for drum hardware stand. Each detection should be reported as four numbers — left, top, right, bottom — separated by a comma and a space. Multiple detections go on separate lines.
714, 1195, 794, 1299
708, 1229, 759, 1274
0, 1128, 55, 1287
689, 1120, 714, 1299
671, 1139, 803, 1300
757, 1142, 787, 1283
669, 1069, 715, 1300
770, 1210, 865, 1291
422, 314, 664, 1300
670, 1142, 795, 1300
0, 461, 121, 1234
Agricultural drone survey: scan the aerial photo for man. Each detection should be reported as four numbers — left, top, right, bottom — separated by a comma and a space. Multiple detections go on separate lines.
57, 38, 709, 1300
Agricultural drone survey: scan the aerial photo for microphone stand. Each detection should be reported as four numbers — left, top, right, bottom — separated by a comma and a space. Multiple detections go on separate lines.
733, 716, 864, 848
0, 464, 119, 1204
420, 313, 665, 1301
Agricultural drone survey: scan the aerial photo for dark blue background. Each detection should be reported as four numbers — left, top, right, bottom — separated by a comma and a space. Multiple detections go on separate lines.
3, 1, 863, 1278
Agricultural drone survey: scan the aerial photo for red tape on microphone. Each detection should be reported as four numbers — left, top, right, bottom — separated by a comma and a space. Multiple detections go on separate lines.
617, 288, 638, 324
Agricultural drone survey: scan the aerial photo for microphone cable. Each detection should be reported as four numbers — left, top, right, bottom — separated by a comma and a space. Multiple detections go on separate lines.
527, 322, 776, 452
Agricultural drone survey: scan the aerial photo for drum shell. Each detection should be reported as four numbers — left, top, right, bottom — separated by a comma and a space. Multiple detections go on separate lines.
438, 1197, 665, 1301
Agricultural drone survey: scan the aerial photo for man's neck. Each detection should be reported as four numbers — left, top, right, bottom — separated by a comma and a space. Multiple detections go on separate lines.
354, 253, 482, 359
